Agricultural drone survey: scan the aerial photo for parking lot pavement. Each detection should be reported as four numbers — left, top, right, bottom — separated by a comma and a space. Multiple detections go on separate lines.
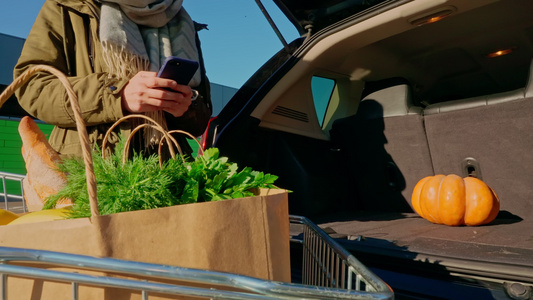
1, 198, 26, 214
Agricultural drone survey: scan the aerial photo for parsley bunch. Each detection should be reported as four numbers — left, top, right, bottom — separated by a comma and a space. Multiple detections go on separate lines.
45, 138, 279, 218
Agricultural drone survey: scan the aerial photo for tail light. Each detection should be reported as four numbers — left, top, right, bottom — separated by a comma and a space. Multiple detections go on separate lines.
199, 116, 218, 150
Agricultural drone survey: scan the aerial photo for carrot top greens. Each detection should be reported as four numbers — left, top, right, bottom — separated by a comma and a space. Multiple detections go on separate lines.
44, 137, 279, 218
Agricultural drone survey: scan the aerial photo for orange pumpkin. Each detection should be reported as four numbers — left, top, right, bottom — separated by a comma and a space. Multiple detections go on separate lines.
411, 175, 500, 226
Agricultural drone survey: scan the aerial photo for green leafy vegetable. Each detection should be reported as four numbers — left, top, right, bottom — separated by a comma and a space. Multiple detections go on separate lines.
45, 137, 280, 218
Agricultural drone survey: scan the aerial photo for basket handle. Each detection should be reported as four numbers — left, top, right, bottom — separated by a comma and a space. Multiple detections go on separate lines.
101, 114, 186, 167
164, 130, 204, 157
0, 65, 99, 217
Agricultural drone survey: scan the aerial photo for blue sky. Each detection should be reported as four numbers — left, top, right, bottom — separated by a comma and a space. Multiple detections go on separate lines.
0, 0, 300, 89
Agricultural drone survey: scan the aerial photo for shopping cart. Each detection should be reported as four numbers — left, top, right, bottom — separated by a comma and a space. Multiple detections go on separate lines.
0, 171, 26, 214
0, 173, 393, 299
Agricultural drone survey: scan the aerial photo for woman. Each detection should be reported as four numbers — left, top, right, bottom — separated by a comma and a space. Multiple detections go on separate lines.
14, 0, 212, 157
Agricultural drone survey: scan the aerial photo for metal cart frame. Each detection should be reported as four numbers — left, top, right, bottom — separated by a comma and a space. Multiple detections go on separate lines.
0, 173, 393, 299
0, 171, 26, 213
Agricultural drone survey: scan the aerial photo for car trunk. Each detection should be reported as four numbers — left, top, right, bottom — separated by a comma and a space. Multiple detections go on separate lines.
213, 0, 533, 297
214, 107, 533, 296
214, 116, 533, 296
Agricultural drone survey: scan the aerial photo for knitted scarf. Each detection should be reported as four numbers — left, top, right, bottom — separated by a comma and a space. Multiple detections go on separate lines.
98, 0, 201, 147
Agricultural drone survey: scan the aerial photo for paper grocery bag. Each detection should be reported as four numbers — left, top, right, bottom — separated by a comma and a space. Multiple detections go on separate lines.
0, 65, 290, 299
0, 188, 290, 299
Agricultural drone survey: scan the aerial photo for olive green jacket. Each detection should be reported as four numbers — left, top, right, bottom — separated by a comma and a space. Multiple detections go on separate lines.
14, 0, 212, 157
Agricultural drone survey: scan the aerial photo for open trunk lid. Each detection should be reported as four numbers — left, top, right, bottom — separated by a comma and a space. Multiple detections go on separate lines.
272, 0, 398, 35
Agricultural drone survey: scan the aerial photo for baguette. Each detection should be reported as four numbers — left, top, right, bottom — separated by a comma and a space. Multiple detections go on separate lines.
18, 116, 72, 210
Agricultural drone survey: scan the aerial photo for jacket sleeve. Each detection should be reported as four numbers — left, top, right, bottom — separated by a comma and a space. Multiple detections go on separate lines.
13, 1, 126, 129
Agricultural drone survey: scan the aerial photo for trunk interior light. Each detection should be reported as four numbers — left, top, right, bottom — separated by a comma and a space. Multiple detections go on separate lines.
486, 48, 515, 58
409, 7, 456, 26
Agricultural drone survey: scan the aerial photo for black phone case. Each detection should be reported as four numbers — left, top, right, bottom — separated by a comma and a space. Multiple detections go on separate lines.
157, 56, 199, 85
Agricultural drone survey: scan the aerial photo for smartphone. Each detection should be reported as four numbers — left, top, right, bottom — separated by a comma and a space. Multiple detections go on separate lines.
157, 56, 199, 86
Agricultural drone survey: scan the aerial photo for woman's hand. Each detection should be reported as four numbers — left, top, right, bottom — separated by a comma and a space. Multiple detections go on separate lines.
121, 71, 193, 117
